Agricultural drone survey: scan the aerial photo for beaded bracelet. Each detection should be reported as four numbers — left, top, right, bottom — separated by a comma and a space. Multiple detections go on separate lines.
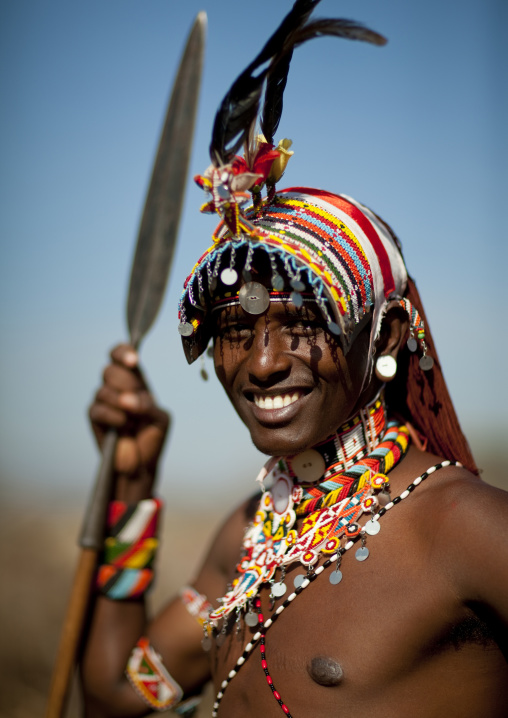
96, 498, 163, 600
126, 637, 202, 715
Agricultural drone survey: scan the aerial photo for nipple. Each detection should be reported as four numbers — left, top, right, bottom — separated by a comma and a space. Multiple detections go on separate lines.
307, 656, 344, 686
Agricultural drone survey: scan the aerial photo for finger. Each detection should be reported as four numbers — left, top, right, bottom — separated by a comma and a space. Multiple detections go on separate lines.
115, 436, 140, 475
103, 363, 146, 393
89, 401, 129, 431
110, 344, 139, 369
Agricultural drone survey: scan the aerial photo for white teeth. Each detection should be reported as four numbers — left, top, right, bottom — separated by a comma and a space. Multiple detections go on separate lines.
254, 392, 302, 409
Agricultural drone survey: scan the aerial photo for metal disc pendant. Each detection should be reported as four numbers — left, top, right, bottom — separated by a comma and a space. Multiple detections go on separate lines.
178, 322, 194, 336
328, 321, 341, 336
291, 450, 326, 483
364, 519, 381, 536
407, 337, 418, 352
220, 267, 238, 286
293, 574, 306, 589
272, 581, 287, 598
290, 278, 306, 292
245, 611, 259, 627
290, 291, 303, 308
201, 634, 212, 651
216, 632, 226, 646
355, 546, 370, 562
329, 569, 343, 585
239, 282, 270, 314
419, 355, 434, 371
272, 273, 285, 291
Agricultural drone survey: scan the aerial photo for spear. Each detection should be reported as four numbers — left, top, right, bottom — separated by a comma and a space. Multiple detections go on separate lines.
45, 13, 206, 717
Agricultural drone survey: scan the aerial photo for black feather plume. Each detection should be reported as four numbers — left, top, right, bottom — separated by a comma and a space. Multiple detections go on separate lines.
209, 0, 386, 166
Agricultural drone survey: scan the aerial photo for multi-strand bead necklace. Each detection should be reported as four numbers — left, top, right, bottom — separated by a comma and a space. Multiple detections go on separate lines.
211, 459, 461, 717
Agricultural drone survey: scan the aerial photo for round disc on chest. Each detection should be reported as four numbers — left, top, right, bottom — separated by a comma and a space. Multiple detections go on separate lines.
245, 611, 259, 627
271, 581, 287, 598
291, 449, 326, 483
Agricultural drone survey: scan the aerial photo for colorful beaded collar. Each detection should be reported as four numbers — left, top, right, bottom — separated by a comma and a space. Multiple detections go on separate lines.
208, 396, 409, 625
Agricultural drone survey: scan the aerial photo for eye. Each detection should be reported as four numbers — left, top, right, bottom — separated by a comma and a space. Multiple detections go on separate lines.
285, 319, 324, 337
216, 321, 253, 341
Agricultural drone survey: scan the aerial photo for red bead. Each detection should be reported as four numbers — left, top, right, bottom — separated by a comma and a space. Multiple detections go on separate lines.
258, 613, 264, 622
273, 691, 281, 700
261, 660, 267, 669
282, 704, 289, 714
266, 676, 273, 685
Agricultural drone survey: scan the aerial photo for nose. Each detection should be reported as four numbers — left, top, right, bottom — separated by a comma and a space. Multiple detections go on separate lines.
245, 319, 291, 386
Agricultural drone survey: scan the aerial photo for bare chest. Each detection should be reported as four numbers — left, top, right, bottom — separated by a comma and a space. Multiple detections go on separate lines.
209, 511, 505, 718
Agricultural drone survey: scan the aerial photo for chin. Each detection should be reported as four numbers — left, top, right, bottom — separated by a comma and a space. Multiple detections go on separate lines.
249, 426, 322, 458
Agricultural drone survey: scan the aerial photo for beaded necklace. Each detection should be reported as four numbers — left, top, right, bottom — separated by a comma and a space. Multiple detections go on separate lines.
211, 460, 461, 717
208, 397, 408, 625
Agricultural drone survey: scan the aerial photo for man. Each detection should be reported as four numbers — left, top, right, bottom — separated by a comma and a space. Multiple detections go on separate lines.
81, 2, 508, 716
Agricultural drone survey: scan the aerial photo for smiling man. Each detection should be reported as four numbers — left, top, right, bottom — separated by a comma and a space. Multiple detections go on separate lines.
81, 2, 508, 717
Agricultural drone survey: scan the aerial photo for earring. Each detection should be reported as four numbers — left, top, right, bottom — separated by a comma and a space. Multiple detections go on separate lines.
375, 355, 397, 381
398, 298, 434, 371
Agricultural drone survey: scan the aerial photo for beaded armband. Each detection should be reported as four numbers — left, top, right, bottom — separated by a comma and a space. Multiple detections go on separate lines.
126, 637, 202, 714
96, 498, 163, 600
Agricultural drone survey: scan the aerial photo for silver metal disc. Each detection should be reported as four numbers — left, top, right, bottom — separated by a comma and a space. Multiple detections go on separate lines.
293, 574, 306, 589
272, 581, 287, 598
220, 267, 238, 286
329, 569, 343, 585
290, 291, 303, 308
364, 519, 381, 536
201, 635, 212, 651
355, 546, 370, 562
407, 337, 418, 352
328, 321, 341, 335
239, 282, 270, 314
245, 611, 259, 627
272, 273, 285, 291
178, 322, 194, 336
216, 632, 226, 646
290, 278, 306, 292
419, 355, 434, 371
291, 450, 326, 483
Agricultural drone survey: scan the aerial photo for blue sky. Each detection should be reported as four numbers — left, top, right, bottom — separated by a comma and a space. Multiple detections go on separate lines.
0, 0, 506, 506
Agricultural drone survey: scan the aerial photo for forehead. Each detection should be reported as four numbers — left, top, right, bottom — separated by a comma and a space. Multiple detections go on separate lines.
212, 298, 324, 326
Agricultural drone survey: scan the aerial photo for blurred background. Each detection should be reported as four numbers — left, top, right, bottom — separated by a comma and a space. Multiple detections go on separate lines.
0, 0, 506, 715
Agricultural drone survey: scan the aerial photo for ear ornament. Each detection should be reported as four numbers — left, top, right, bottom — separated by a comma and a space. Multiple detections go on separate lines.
375, 355, 397, 381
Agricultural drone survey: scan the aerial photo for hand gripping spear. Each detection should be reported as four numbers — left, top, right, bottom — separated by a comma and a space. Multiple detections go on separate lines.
45, 14, 206, 718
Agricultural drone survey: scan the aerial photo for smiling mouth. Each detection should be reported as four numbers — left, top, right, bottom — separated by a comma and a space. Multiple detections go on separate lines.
253, 391, 304, 410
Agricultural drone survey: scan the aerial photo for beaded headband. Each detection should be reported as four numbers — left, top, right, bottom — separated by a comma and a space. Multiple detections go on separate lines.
178, 186, 408, 364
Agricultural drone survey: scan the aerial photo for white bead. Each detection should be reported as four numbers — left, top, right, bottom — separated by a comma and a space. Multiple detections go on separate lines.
301, 578, 310, 588
238, 657, 245, 665
315, 565, 324, 575
384, 501, 394, 510
229, 670, 236, 679
276, 605, 285, 614
427, 465, 436, 474
253, 632, 261, 641
245, 642, 253, 652
217, 692, 223, 699
413, 476, 422, 485
400, 490, 410, 499
265, 618, 273, 627
221, 680, 228, 689
288, 592, 297, 601
344, 540, 354, 550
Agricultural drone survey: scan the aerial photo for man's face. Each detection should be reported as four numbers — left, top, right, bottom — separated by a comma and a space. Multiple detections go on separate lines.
213, 300, 373, 457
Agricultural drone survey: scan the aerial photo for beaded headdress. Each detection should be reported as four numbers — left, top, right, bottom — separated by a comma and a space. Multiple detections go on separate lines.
178, 0, 478, 474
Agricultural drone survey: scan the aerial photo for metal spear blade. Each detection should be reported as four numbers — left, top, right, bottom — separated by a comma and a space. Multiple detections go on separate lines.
127, 11, 206, 348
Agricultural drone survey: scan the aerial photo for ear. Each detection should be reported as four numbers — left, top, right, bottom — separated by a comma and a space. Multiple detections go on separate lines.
374, 302, 409, 382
